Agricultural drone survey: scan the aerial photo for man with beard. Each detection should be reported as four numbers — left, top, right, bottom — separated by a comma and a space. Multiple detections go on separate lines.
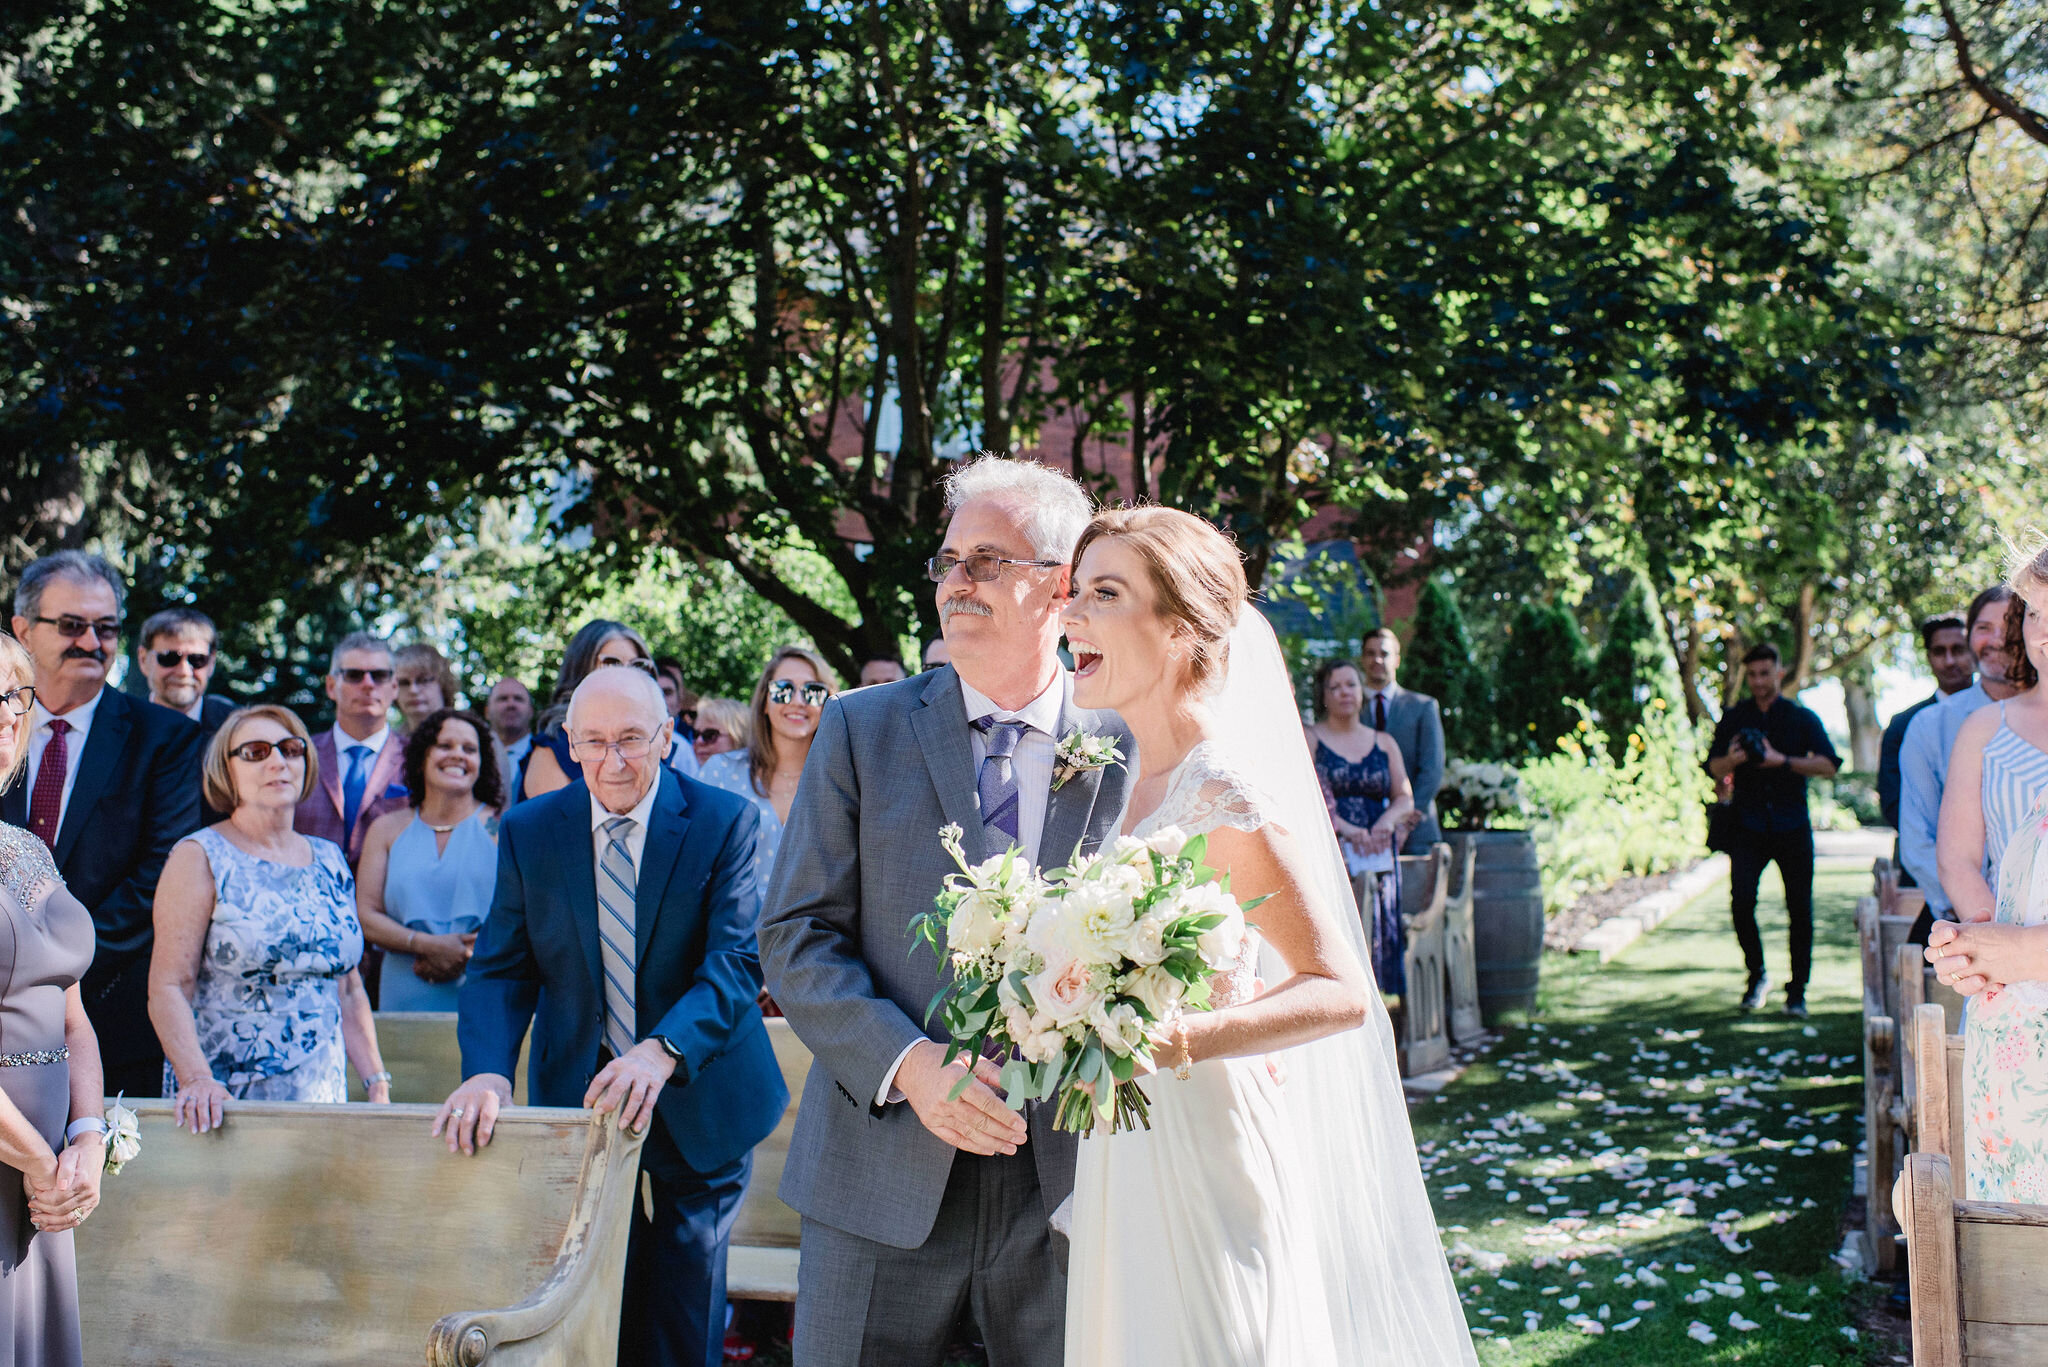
4, 552, 203, 1096
136, 606, 237, 738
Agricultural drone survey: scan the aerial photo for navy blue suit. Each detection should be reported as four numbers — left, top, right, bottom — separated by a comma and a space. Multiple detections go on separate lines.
458, 768, 788, 1367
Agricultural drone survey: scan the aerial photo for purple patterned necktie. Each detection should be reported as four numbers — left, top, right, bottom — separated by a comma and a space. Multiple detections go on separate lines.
973, 718, 1027, 848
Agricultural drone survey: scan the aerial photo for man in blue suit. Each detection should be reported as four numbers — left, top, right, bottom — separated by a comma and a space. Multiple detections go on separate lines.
436, 666, 787, 1367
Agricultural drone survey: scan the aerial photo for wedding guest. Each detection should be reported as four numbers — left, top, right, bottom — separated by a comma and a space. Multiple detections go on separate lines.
691, 698, 748, 770
653, 660, 702, 781
150, 706, 389, 1129
1901, 586, 2023, 929
1878, 613, 1974, 835
355, 709, 503, 1011
1940, 570, 2048, 925
5, 551, 203, 1098
858, 657, 907, 688
0, 628, 109, 1362
1357, 627, 1445, 853
136, 607, 236, 736
436, 666, 784, 1367
701, 648, 838, 889
486, 677, 536, 770
1705, 643, 1841, 1017
393, 643, 459, 732
295, 632, 407, 867
1307, 658, 1415, 994
521, 620, 658, 801
921, 638, 950, 671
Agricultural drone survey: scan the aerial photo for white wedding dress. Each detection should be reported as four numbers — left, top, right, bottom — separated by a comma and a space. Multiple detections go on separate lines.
1063, 616, 1476, 1367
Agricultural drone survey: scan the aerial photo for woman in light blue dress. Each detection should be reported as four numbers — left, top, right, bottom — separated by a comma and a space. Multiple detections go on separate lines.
356, 709, 504, 1011
699, 647, 837, 889
150, 707, 388, 1127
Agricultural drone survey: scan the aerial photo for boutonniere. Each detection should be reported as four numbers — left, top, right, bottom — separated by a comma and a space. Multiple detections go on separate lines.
1052, 728, 1123, 790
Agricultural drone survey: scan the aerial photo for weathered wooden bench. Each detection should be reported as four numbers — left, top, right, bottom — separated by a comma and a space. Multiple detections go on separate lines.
348, 1011, 530, 1105
1910, 1001, 1967, 1183
1441, 839, 1483, 1045
1895, 1153, 2048, 1365
1394, 846, 1452, 1077
76, 1101, 644, 1366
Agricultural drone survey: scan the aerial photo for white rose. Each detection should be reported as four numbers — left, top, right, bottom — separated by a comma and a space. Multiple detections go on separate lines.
947, 892, 1005, 957
1108, 834, 1150, 864
1019, 1028, 1069, 1065
1122, 964, 1185, 1022
1027, 956, 1106, 1028
1180, 882, 1246, 969
1091, 1001, 1147, 1057
1120, 907, 1173, 966
1142, 826, 1189, 861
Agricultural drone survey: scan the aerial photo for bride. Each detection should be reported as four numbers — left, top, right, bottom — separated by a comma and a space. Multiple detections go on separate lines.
1058, 506, 1476, 1366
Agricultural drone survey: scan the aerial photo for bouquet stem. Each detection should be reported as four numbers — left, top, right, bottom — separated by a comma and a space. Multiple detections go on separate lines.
1055, 1078, 1154, 1136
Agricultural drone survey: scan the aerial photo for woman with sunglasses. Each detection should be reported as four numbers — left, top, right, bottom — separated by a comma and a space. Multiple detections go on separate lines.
691, 697, 750, 770
149, 707, 389, 1132
700, 647, 838, 889
519, 620, 660, 802
354, 709, 505, 1011
0, 632, 109, 1364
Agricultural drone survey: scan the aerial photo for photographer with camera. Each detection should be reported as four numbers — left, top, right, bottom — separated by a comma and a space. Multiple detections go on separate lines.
1706, 643, 1841, 1017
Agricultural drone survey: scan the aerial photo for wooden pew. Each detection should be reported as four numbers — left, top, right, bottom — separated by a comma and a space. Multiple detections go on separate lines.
1911, 1002, 1968, 1186
1442, 838, 1484, 1045
348, 1011, 530, 1105
1395, 846, 1452, 1077
1874, 857, 1900, 915
1861, 895, 1905, 1274
1895, 1153, 2048, 1366
76, 1101, 644, 1366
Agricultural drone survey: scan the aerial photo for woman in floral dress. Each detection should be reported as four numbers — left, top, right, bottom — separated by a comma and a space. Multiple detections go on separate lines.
1306, 659, 1415, 994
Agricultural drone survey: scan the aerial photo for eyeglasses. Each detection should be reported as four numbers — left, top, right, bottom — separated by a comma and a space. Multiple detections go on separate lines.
154, 650, 213, 670
337, 667, 394, 685
567, 734, 657, 762
694, 728, 725, 746
926, 554, 1063, 583
229, 737, 309, 763
31, 615, 120, 641
768, 680, 831, 707
0, 686, 34, 716
598, 656, 658, 676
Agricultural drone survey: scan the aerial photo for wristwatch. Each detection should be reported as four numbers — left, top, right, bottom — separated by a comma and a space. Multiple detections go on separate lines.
361, 1070, 394, 1090
65, 1117, 109, 1145
654, 1035, 688, 1083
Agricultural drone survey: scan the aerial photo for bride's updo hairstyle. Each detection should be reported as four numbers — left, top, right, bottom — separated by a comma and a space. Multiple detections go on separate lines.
1070, 506, 1247, 694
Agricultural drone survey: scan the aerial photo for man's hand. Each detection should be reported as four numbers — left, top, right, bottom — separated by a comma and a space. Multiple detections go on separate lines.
897, 1040, 1028, 1156
1758, 740, 1788, 769
583, 1040, 677, 1136
433, 1073, 513, 1155
1724, 739, 1751, 768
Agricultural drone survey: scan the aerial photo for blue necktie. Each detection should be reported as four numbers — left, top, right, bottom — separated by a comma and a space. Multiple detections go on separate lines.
341, 745, 371, 838
973, 718, 1027, 849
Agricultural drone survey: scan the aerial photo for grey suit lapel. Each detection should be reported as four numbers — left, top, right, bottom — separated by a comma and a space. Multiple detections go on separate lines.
908, 667, 989, 864
1039, 674, 1105, 870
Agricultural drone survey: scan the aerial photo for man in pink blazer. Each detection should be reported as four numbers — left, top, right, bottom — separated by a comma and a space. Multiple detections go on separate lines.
293, 631, 409, 865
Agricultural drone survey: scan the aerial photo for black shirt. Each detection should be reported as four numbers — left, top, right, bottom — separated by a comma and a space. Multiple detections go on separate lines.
1706, 695, 1841, 833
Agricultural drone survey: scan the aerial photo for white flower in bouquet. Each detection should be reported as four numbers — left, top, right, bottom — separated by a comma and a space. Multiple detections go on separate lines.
104, 1096, 142, 1176
1142, 826, 1190, 860
1091, 1001, 1148, 1057
1122, 963, 1187, 1022
1119, 906, 1175, 966
946, 890, 1008, 958
1182, 882, 1247, 969
1028, 956, 1107, 1028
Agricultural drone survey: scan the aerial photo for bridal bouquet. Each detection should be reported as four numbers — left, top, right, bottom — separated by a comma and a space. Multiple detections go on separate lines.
910, 824, 1264, 1135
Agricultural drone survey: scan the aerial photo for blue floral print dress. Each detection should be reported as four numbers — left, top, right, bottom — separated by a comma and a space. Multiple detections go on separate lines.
168, 827, 363, 1102
1963, 788, 2048, 1201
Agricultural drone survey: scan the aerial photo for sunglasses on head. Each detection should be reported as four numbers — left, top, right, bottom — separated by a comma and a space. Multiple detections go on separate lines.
155, 650, 213, 670
599, 656, 658, 676
229, 737, 308, 763
337, 667, 394, 685
768, 680, 830, 707
694, 728, 725, 746
32, 615, 121, 641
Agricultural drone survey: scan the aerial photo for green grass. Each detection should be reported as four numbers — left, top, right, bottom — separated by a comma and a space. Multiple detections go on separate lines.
1419, 861, 1897, 1365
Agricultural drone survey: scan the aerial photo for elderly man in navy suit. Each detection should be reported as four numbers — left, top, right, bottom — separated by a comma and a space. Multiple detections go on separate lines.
436, 665, 786, 1367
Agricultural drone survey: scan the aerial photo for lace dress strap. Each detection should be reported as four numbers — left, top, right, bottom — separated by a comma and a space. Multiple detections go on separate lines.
0, 824, 62, 910
1140, 742, 1271, 839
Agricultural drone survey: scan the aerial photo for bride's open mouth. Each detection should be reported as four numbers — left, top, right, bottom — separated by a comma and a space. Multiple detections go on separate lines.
1072, 645, 1104, 679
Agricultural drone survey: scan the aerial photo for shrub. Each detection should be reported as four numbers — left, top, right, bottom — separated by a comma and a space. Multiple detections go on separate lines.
1495, 601, 1594, 760
1591, 574, 1683, 761
1403, 578, 1495, 761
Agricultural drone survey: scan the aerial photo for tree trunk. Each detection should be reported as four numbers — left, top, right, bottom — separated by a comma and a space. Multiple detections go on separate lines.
1842, 662, 1882, 775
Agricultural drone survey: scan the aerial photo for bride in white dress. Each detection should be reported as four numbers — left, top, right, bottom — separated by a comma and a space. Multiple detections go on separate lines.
1057, 506, 1475, 1367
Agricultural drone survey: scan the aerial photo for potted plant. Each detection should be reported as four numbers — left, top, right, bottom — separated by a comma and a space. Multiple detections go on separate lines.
1439, 760, 1544, 1023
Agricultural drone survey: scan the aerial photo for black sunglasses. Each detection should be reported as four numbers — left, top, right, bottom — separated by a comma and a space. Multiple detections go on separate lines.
32, 615, 120, 641
154, 650, 213, 670
694, 728, 725, 746
768, 680, 831, 707
337, 667, 394, 684
229, 737, 309, 763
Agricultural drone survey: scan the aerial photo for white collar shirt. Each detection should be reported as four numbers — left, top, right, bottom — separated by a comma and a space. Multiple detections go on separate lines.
957, 672, 1064, 870
335, 723, 392, 771
26, 687, 105, 832
588, 773, 661, 892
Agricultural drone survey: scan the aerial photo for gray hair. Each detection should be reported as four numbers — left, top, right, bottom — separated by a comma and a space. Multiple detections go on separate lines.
327, 631, 393, 676
14, 551, 127, 622
139, 606, 218, 650
943, 457, 1094, 562
566, 662, 668, 731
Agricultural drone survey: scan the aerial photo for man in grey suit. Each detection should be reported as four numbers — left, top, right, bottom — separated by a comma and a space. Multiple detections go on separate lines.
760, 458, 1136, 1367
1360, 626, 1446, 853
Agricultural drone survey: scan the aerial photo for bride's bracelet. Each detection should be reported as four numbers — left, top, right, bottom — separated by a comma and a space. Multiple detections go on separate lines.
1173, 1018, 1193, 1082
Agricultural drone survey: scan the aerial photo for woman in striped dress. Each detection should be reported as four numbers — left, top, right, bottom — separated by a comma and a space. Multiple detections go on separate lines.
1940, 574, 2048, 923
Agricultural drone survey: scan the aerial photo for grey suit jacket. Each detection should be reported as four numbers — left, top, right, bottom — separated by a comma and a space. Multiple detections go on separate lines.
759, 666, 1135, 1250
1379, 683, 1446, 852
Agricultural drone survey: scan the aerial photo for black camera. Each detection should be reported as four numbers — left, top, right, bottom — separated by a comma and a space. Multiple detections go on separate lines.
1734, 727, 1770, 765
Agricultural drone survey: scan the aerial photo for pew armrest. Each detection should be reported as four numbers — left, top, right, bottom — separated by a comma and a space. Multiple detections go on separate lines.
427, 1114, 648, 1366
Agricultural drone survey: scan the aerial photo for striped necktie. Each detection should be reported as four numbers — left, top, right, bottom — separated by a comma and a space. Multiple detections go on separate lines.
597, 816, 639, 1059
973, 718, 1027, 849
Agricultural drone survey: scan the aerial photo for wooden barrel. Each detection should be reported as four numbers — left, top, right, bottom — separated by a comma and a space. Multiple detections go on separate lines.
1448, 830, 1545, 1023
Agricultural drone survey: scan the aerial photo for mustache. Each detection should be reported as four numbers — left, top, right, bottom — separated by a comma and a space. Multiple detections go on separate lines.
939, 599, 993, 622
61, 647, 105, 663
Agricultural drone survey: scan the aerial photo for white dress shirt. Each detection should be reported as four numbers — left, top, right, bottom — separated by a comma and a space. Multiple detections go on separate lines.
588, 776, 661, 901
878, 670, 1065, 1106
505, 733, 535, 767
1898, 680, 1996, 911
26, 687, 105, 835
336, 724, 392, 779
